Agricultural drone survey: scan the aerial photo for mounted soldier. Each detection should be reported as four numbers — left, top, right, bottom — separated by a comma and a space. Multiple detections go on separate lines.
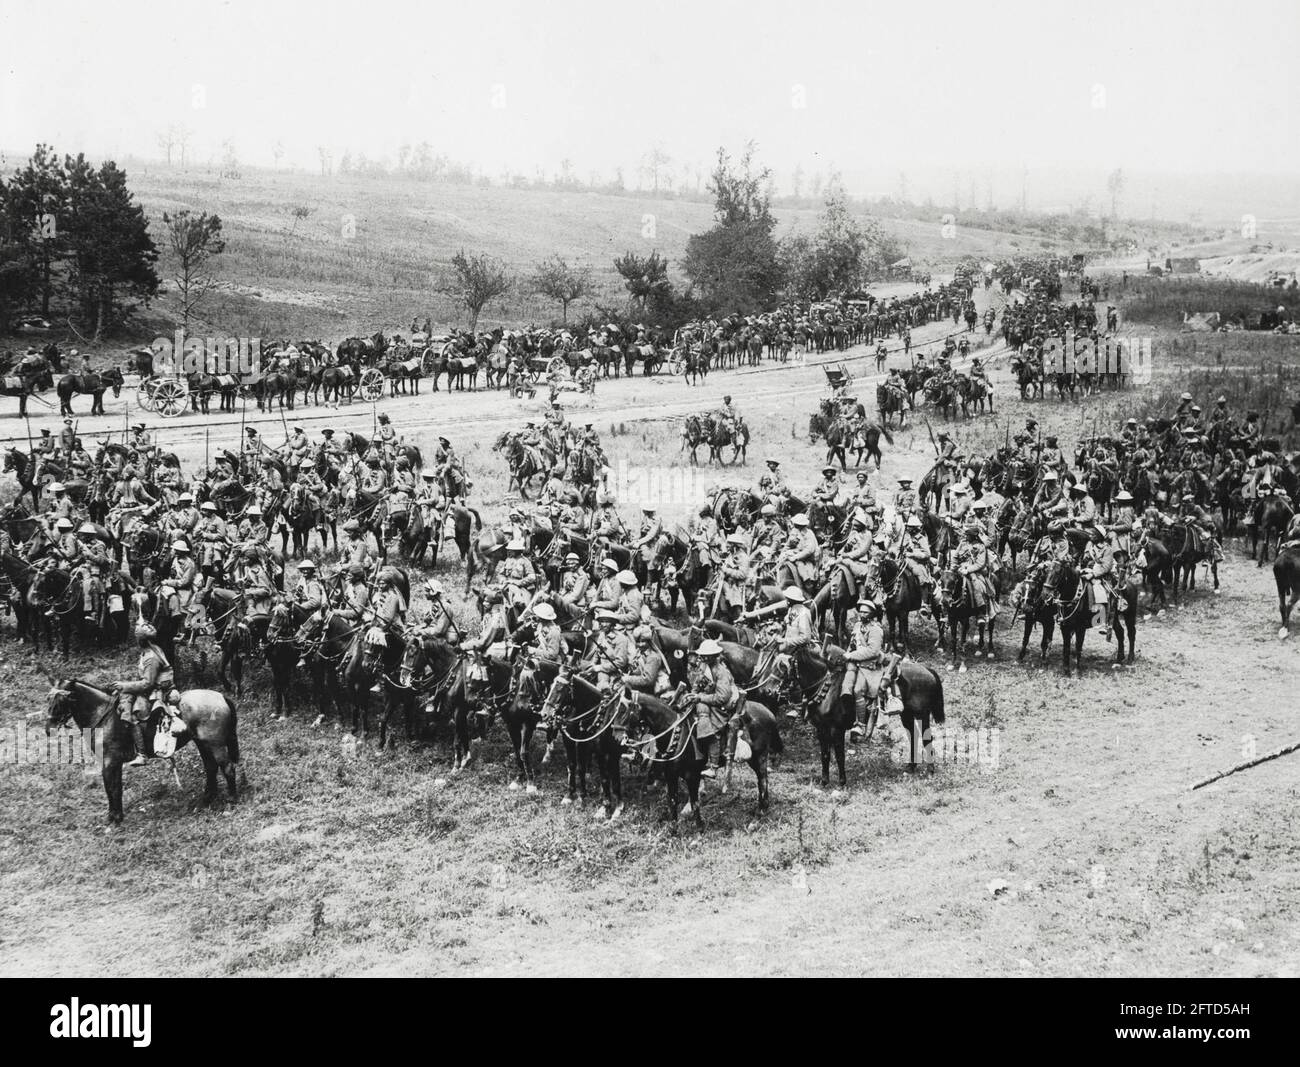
843, 599, 899, 742
112, 623, 179, 767
688, 639, 739, 779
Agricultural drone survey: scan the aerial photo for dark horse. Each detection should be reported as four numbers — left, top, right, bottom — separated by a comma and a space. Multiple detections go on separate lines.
57, 368, 124, 415
810, 655, 947, 785
46, 679, 240, 824
540, 666, 627, 816
1018, 555, 1090, 676
1274, 547, 1300, 638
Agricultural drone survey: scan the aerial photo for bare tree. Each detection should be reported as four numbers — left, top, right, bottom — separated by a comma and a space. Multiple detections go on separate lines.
530, 255, 593, 323
791, 164, 804, 200
642, 145, 672, 195
163, 210, 225, 333
317, 145, 332, 176
156, 127, 177, 165
288, 206, 311, 237
176, 126, 192, 168
446, 250, 512, 331
273, 140, 285, 168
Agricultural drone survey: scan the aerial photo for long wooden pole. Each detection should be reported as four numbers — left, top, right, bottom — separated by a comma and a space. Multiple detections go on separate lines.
1190, 739, 1300, 790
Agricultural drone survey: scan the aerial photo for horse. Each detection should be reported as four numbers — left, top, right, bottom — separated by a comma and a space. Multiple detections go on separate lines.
939, 566, 997, 671
1018, 555, 1090, 676
1159, 521, 1219, 596
57, 368, 124, 416
540, 665, 627, 814
919, 461, 955, 513
811, 653, 946, 782
876, 383, 908, 427
708, 417, 749, 466
3, 447, 42, 508
1274, 547, 1300, 638
0, 362, 54, 416
1252, 496, 1294, 565
878, 554, 925, 653
46, 679, 240, 824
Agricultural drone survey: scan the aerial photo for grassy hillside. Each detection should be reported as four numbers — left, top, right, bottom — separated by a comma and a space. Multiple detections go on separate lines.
122, 161, 1063, 342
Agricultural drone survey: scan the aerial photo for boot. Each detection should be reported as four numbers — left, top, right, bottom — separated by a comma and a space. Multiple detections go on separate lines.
849, 694, 868, 741
127, 721, 149, 767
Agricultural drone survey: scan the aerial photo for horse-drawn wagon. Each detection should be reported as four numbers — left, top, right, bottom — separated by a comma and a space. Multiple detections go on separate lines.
136, 373, 190, 418
823, 363, 853, 393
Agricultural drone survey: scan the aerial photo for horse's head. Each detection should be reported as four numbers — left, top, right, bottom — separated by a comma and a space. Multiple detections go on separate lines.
399, 634, 429, 688
45, 680, 78, 730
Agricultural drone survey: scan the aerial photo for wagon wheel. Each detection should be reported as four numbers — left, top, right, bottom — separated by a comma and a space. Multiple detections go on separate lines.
153, 378, 188, 418
420, 347, 439, 374
547, 355, 567, 377
359, 367, 385, 401
668, 356, 685, 376
135, 381, 158, 412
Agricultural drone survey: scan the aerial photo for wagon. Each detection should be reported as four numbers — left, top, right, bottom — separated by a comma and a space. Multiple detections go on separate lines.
357, 367, 386, 401
135, 375, 190, 418
823, 363, 853, 392
524, 354, 569, 383
419, 336, 454, 375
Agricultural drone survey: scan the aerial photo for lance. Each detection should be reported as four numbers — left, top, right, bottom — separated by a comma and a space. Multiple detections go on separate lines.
238, 393, 248, 479
205, 426, 210, 473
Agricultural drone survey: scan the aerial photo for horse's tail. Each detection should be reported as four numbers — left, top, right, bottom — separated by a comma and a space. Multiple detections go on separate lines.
928, 666, 946, 725
224, 695, 241, 763
880, 423, 895, 446
467, 507, 482, 532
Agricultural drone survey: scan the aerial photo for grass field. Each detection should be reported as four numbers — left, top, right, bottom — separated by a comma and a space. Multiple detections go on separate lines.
114, 162, 1067, 344
2, 274, 1299, 977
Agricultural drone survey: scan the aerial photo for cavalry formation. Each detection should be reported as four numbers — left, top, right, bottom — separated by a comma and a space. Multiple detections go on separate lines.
8, 255, 1299, 830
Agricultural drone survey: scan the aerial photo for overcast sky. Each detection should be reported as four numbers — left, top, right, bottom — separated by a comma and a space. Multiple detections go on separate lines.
3, 0, 1297, 199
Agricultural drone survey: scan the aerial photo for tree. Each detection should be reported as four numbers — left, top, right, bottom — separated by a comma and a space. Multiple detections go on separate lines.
175, 126, 192, 168
446, 250, 512, 330
1107, 168, 1126, 219
156, 126, 179, 166
273, 140, 285, 169
682, 143, 783, 312
163, 210, 225, 333
317, 145, 332, 176
0, 171, 40, 331
61, 155, 159, 337
530, 255, 593, 323
3, 144, 68, 314
780, 181, 903, 299
791, 163, 804, 201
613, 250, 672, 309
642, 145, 672, 195
220, 140, 240, 180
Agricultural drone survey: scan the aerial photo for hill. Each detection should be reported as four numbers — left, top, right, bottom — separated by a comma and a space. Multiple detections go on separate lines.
121, 161, 1064, 342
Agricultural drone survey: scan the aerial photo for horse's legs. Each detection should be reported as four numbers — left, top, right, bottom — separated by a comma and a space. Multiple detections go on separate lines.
195, 746, 219, 808
833, 730, 847, 787
104, 762, 124, 823
818, 727, 831, 787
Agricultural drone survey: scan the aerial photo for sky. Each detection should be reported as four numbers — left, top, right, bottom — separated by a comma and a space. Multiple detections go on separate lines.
2, 0, 1297, 206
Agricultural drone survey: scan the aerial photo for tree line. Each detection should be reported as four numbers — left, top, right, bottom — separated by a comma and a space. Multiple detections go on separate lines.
444, 144, 906, 334
0, 145, 160, 338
